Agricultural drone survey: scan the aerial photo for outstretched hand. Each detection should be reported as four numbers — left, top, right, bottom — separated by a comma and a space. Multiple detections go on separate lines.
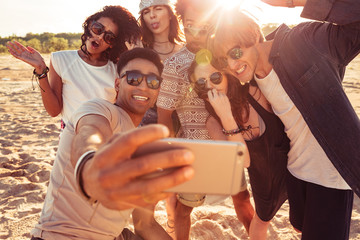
6, 40, 46, 72
83, 124, 195, 210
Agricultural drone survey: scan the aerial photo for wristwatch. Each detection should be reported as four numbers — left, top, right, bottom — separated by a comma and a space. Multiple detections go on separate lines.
286, 0, 295, 8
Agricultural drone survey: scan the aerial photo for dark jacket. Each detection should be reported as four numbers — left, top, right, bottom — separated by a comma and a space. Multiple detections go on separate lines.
267, 0, 360, 197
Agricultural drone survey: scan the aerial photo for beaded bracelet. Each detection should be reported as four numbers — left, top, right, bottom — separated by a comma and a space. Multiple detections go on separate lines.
222, 127, 242, 136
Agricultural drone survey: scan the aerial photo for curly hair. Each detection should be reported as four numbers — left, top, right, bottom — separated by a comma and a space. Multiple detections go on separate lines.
139, 5, 183, 49
81, 5, 141, 63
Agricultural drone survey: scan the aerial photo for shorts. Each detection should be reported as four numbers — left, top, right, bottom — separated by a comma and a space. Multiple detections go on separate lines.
286, 171, 353, 240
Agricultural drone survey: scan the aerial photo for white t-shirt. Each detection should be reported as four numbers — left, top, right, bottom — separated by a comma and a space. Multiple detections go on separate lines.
31, 98, 135, 240
255, 69, 349, 190
51, 50, 117, 125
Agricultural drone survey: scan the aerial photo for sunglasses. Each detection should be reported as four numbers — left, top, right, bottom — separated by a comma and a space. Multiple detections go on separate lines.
227, 47, 243, 60
194, 72, 223, 98
212, 47, 244, 69
89, 21, 117, 45
120, 70, 162, 90
184, 27, 208, 37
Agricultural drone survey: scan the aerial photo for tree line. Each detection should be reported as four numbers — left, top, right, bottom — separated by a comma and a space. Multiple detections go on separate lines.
0, 23, 285, 54
0, 32, 82, 54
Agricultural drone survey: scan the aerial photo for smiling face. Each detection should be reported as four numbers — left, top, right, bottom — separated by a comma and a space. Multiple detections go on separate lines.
142, 5, 171, 36
221, 41, 259, 84
115, 58, 160, 122
85, 17, 118, 55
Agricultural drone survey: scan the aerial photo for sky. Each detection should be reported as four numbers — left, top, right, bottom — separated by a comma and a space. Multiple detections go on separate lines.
0, 0, 306, 38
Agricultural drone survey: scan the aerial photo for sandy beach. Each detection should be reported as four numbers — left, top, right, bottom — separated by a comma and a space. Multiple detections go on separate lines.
0, 54, 359, 239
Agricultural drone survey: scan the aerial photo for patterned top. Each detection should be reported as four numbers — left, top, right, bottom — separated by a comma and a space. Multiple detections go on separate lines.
157, 46, 210, 140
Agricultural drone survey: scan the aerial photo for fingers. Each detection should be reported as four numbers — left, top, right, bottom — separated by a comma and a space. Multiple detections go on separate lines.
6, 40, 27, 55
98, 148, 194, 188
102, 166, 194, 205
94, 124, 170, 168
27, 46, 37, 54
125, 41, 134, 50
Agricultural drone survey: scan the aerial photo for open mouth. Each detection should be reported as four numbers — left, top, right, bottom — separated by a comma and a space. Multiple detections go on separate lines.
91, 40, 100, 48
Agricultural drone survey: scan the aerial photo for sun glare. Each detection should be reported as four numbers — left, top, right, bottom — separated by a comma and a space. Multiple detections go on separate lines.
215, 0, 304, 25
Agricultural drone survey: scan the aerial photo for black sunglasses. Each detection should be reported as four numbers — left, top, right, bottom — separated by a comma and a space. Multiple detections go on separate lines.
195, 72, 223, 89
184, 27, 208, 37
90, 21, 117, 45
120, 70, 162, 90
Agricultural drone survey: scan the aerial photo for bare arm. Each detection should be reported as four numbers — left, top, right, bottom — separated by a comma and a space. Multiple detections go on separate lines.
6, 40, 63, 117
207, 89, 250, 167
157, 107, 176, 137
261, 0, 307, 7
133, 206, 172, 240
71, 115, 195, 210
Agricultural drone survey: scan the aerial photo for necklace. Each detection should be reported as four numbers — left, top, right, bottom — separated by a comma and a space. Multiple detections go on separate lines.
153, 43, 175, 55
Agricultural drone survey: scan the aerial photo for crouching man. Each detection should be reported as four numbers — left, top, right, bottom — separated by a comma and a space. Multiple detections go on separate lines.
31, 48, 195, 240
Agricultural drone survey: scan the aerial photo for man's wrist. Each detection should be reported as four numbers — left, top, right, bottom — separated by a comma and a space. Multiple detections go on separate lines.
74, 150, 98, 204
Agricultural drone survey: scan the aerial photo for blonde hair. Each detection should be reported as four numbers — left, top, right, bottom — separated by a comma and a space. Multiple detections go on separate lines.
210, 9, 264, 58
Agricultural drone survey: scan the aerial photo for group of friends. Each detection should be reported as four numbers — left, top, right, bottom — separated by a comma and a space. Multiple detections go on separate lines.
6, 0, 360, 239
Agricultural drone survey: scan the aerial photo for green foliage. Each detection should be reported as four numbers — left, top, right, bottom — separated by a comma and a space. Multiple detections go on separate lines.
42, 37, 69, 53
0, 44, 7, 53
0, 32, 82, 53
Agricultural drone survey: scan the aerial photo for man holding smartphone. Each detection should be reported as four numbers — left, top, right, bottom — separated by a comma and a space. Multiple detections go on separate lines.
30, 48, 195, 240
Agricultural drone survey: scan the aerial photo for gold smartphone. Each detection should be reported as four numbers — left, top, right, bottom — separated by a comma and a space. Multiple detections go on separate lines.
132, 138, 245, 195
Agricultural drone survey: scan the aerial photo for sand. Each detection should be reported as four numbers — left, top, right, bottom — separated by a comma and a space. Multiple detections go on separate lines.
0, 54, 359, 239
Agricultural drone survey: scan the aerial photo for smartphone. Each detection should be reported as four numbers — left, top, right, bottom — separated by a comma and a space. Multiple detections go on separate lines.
132, 138, 246, 195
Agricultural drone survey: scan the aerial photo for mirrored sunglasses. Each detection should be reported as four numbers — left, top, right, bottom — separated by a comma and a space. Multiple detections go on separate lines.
90, 21, 117, 45
184, 27, 208, 37
227, 47, 243, 60
120, 70, 162, 90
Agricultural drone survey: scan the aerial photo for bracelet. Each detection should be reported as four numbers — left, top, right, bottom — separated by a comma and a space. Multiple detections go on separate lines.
33, 66, 49, 79
222, 128, 242, 136
74, 150, 97, 204
32, 67, 49, 92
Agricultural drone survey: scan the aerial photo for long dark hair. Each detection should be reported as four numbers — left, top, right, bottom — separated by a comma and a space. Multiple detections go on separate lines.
139, 5, 183, 48
188, 60, 250, 127
81, 5, 141, 63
